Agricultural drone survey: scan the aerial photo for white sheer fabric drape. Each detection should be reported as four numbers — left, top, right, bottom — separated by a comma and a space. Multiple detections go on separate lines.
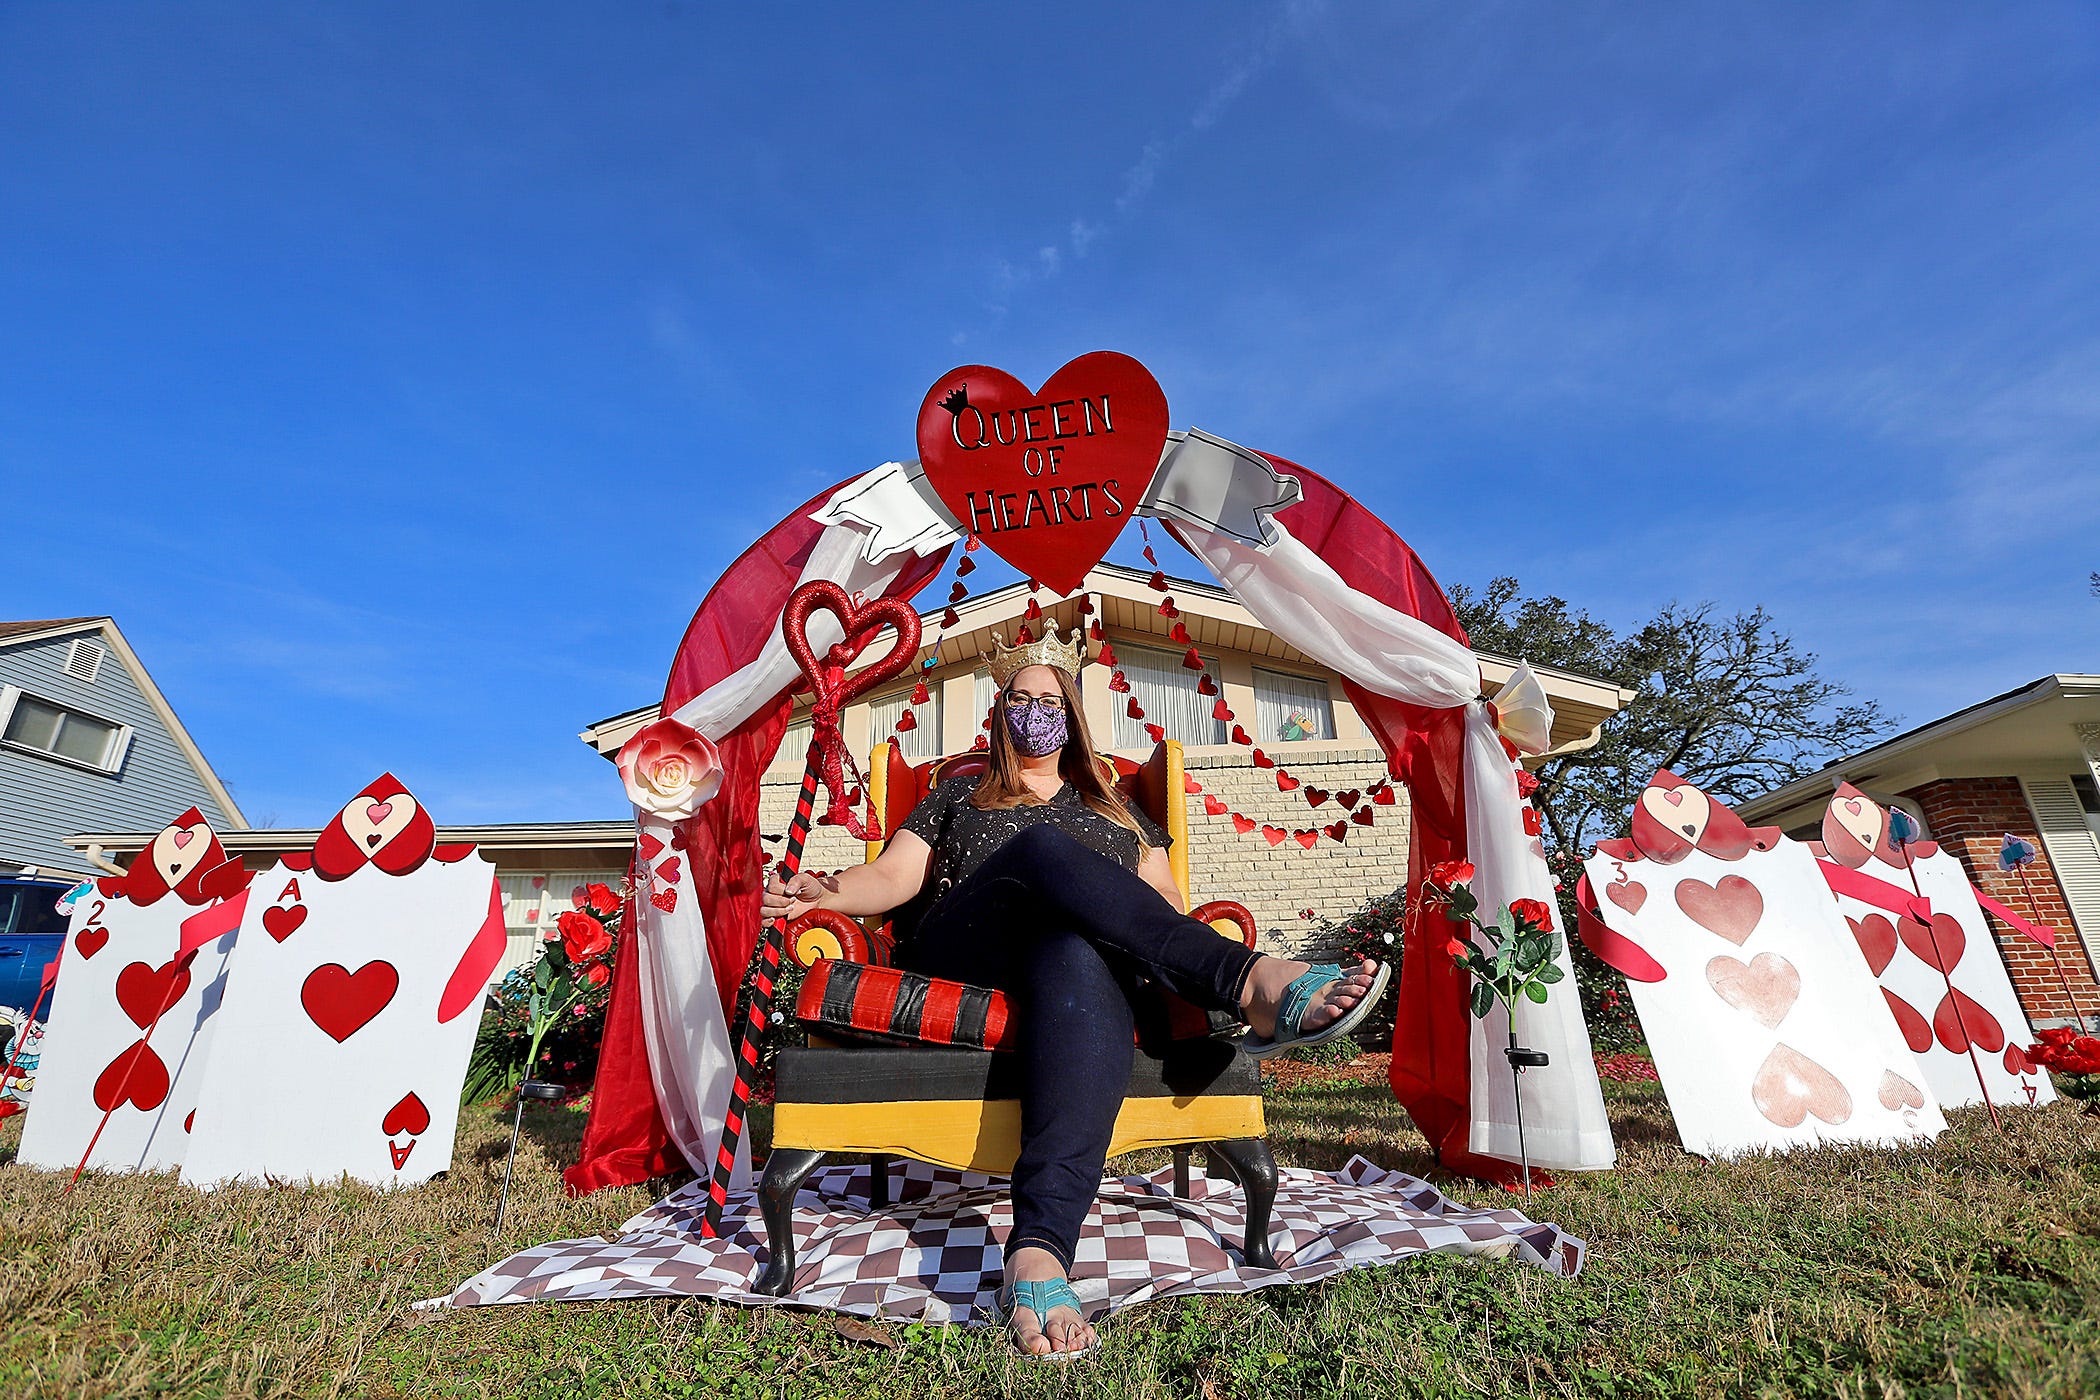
1172, 518, 1615, 1171
636, 511, 911, 1184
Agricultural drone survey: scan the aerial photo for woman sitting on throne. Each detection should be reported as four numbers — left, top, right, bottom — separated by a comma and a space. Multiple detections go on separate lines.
762, 623, 1389, 1359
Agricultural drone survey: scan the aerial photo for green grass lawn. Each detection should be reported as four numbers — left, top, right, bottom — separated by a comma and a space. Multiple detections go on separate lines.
3, 1061, 2096, 1400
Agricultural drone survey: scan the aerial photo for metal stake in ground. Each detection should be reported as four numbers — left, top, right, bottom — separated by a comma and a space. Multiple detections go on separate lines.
494, 1079, 567, 1236
66, 948, 197, 1193
699, 748, 822, 1239
2009, 859, 2098, 1034
1891, 822, 2000, 1131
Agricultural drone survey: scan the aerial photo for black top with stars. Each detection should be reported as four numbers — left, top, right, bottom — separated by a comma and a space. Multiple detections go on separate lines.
894, 773, 1171, 930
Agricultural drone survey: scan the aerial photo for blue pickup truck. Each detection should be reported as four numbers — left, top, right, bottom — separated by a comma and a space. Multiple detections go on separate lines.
0, 876, 71, 1098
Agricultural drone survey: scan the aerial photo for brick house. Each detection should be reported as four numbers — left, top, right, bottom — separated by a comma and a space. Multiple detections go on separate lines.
1738, 675, 2100, 1028
583, 564, 1634, 954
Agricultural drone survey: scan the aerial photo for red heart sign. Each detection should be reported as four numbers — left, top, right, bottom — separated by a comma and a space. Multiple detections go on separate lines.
916, 352, 1169, 595
94, 1042, 170, 1113
301, 960, 399, 1043
76, 925, 109, 959
262, 903, 307, 943
1900, 912, 1966, 974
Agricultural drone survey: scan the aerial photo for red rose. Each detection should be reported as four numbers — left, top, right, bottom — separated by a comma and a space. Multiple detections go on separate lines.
1430, 860, 1476, 886
583, 963, 610, 988
1444, 937, 1472, 960
557, 910, 611, 962
1509, 898, 1555, 930
2037, 1027, 2076, 1047
2074, 1036, 2100, 1058
585, 882, 620, 915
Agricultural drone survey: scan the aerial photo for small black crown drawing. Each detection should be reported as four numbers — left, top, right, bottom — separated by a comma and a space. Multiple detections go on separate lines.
939, 384, 970, 415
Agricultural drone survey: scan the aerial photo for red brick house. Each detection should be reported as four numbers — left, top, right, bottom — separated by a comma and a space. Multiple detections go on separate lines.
1739, 675, 2100, 1028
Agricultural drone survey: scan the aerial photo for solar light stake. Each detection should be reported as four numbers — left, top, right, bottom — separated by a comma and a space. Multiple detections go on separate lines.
494, 1080, 565, 1235
1504, 1041, 1549, 1206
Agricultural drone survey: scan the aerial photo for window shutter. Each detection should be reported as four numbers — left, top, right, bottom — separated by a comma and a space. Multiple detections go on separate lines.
64, 638, 106, 683
2022, 775, 2100, 945
104, 725, 134, 774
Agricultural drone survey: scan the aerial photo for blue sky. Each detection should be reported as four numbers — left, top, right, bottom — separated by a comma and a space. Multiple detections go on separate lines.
5, 3, 2096, 826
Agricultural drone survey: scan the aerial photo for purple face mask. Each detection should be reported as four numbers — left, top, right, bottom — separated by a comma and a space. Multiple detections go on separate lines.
1004, 698, 1070, 757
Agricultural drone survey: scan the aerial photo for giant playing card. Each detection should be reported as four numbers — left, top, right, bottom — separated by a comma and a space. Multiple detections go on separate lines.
179, 775, 507, 1188
15, 810, 249, 1174
1815, 785, 2052, 1111
1579, 772, 1945, 1158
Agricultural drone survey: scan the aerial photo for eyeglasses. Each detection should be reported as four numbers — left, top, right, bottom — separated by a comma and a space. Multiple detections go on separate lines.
1004, 692, 1067, 715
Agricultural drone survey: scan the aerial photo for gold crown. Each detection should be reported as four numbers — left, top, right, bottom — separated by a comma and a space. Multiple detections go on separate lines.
983, 619, 1086, 686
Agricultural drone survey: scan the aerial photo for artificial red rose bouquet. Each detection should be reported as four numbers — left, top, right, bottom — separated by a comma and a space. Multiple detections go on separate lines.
2027, 1027, 2100, 1111
1421, 863, 1567, 1021
464, 880, 629, 1105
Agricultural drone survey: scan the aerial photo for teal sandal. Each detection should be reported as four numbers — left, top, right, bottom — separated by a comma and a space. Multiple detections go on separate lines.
1241, 960, 1392, 1060
992, 1277, 1099, 1360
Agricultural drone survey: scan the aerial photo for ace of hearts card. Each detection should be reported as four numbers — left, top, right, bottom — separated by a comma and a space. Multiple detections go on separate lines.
15, 810, 249, 1175
1815, 784, 2052, 1111
179, 776, 506, 1189
1580, 772, 1945, 1159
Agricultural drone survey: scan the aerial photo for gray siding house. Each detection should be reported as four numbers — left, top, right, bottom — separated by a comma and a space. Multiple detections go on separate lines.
0, 618, 244, 877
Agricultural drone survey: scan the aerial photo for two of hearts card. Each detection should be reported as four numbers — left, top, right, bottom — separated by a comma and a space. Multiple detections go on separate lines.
1580, 772, 1950, 1159
19, 775, 509, 1188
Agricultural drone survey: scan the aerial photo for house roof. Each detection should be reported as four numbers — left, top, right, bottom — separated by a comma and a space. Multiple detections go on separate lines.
580, 562, 1636, 759
1737, 673, 2100, 826
1, 616, 248, 829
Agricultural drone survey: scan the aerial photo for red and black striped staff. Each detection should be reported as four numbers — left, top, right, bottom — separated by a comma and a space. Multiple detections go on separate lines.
699, 580, 922, 1239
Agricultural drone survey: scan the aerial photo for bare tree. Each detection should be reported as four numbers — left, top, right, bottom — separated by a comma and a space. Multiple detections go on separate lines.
1450, 579, 1898, 852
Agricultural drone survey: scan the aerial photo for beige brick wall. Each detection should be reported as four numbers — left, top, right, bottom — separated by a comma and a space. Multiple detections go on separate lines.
759, 744, 1411, 958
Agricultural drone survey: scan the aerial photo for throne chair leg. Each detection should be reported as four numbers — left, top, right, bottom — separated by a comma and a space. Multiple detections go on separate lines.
755, 1148, 828, 1296
1206, 1138, 1281, 1270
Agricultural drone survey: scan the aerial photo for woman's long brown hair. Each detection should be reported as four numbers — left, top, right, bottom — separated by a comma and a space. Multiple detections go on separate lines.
971, 665, 1146, 843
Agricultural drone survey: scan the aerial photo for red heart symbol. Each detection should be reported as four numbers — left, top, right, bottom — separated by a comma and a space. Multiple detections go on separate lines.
1304, 786, 1330, 807
782, 581, 923, 828
171, 829, 194, 850
657, 857, 682, 884
1663, 790, 1685, 807
1933, 988, 2004, 1055
1261, 825, 1286, 847
382, 1091, 432, 1137
1184, 775, 1203, 794
1847, 914, 1898, 977
1108, 671, 1131, 693
1674, 875, 1763, 945
1900, 913, 1966, 974
1373, 787, 1398, 806
893, 709, 918, 732
76, 926, 109, 959
1751, 1044, 1853, 1128
1213, 699, 1234, 722
1169, 622, 1193, 644
1096, 642, 1116, 665
652, 887, 678, 913
184, 1110, 195, 1133
1294, 830, 1319, 850
1324, 821, 1348, 842
1197, 675, 1219, 696
915, 353, 1169, 594
1277, 772, 1301, 793
1336, 790, 1360, 810
263, 903, 307, 943
1252, 749, 1274, 769
115, 958, 191, 1030
1607, 880, 1648, 915
638, 832, 666, 861
1126, 697, 1145, 719
1204, 795, 1229, 816
1232, 813, 1256, 834
93, 1042, 170, 1113
300, 961, 399, 1043
1230, 725, 1252, 746
1144, 723, 1166, 742
1159, 596, 1181, 618
2003, 1043, 2036, 1076
1351, 806, 1374, 826
1883, 988, 1934, 1053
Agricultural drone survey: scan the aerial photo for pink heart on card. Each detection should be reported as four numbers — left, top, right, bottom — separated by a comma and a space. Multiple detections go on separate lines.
171, 829, 194, 850
366, 801, 393, 824
1663, 789, 1684, 806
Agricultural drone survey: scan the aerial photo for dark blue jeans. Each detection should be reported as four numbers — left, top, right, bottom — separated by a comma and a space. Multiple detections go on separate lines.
895, 824, 1264, 1272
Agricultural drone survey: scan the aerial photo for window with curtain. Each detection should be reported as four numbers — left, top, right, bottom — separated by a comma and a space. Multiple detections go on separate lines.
868, 682, 944, 759
771, 715, 813, 770
1111, 644, 1224, 749
1254, 667, 1336, 743
974, 669, 998, 742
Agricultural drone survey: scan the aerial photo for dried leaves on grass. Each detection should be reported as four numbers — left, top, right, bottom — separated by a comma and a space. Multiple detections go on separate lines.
2, 1064, 2096, 1400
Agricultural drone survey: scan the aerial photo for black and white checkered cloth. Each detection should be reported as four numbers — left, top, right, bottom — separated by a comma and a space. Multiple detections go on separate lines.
431, 1156, 1581, 1322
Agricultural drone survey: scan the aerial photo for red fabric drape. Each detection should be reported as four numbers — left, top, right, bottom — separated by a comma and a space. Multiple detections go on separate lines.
1242, 456, 1518, 1183
565, 484, 948, 1196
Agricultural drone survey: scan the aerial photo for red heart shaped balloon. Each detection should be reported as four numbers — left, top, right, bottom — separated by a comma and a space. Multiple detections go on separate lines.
916, 352, 1169, 594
